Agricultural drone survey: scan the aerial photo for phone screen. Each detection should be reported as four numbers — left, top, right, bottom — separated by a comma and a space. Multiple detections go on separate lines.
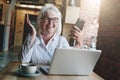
75, 19, 85, 30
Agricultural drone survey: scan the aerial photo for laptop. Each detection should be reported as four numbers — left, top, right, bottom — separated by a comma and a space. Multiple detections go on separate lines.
40, 48, 101, 75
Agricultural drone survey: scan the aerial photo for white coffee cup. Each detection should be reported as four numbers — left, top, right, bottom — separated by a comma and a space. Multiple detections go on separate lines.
19, 63, 37, 74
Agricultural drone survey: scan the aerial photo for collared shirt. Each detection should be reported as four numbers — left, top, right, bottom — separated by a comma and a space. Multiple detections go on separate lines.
19, 34, 70, 64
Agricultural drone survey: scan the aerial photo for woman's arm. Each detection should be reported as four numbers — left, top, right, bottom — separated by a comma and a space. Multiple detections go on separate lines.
26, 14, 37, 47
18, 34, 34, 63
18, 15, 37, 63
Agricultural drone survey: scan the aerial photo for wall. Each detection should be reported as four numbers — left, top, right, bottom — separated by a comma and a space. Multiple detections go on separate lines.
80, 0, 100, 46
94, 0, 120, 80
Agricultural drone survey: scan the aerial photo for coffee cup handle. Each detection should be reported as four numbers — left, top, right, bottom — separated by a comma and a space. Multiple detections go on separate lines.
18, 65, 22, 70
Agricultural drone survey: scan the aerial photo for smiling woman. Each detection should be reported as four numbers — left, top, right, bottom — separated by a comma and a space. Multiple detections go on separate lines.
18, 3, 70, 65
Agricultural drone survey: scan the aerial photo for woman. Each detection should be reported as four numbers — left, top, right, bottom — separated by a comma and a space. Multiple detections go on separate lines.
18, 3, 82, 64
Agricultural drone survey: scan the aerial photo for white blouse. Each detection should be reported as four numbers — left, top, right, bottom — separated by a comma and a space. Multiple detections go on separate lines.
19, 34, 70, 64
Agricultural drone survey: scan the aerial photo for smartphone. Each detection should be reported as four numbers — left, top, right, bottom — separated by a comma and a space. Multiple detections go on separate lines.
75, 18, 85, 30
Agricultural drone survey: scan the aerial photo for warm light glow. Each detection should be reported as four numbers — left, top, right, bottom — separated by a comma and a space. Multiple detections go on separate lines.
80, 0, 101, 21
5, 0, 11, 4
16, 4, 42, 9
87, 0, 100, 9
6, 1, 10, 3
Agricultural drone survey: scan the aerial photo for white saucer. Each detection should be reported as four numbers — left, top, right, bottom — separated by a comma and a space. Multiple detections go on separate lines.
16, 69, 41, 77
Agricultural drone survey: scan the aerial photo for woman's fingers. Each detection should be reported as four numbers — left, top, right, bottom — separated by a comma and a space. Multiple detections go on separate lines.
71, 27, 81, 38
70, 26, 82, 42
70, 26, 83, 47
26, 14, 29, 24
26, 14, 34, 28
26, 14, 36, 36
73, 26, 81, 32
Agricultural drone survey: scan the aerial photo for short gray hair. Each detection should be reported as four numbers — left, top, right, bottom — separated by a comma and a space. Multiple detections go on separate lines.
36, 3, 62, 35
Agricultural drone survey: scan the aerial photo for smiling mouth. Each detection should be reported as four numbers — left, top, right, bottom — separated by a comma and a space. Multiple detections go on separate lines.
47, 25, 55, 28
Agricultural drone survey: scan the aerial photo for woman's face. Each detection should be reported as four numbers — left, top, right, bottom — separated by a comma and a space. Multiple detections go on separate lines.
40, 10, 58, 35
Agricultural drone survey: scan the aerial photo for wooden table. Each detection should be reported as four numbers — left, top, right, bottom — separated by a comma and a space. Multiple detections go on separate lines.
0, 61, 104, 80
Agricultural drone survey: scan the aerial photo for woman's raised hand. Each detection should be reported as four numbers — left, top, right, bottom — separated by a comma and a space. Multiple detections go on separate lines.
26, 14, 37, 47
70, 26, 83, 48
26, 14, 37, 36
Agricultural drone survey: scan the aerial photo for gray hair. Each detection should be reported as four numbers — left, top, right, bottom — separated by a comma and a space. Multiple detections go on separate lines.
36, 3, 62, 35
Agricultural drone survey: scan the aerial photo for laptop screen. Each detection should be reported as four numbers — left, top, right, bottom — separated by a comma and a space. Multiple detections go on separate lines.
40, 48, 101, 75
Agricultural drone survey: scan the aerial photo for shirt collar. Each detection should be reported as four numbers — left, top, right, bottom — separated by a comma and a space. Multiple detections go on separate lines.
37, 33, 59, 44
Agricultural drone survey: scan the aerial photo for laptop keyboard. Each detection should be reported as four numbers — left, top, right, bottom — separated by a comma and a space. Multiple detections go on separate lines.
40, 65, 49, 74
44, 66, 49, 70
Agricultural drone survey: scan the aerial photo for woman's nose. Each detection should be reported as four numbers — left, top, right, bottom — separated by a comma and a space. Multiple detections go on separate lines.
48, 20, 54, 24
